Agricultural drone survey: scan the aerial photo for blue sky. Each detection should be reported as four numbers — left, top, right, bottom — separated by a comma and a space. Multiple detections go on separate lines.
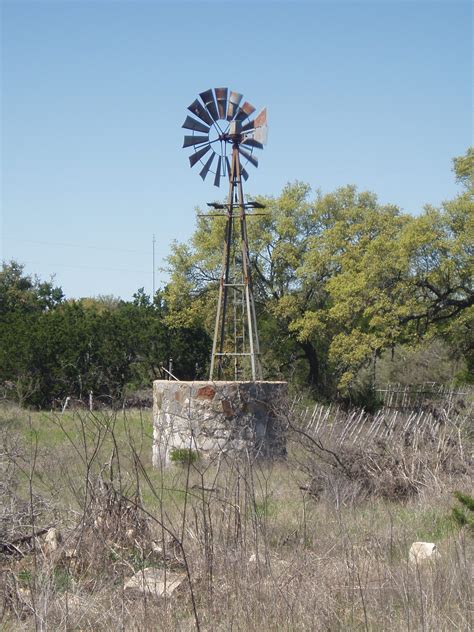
1, 0, 472, 300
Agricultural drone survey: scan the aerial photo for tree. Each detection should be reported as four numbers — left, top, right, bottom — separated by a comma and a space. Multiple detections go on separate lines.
165, 152, 472, 396
165, 182, 409, 394
0, 282, 211, 407
0, 260, 64, 315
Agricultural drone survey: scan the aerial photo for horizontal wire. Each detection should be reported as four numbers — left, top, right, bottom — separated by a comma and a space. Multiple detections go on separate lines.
14, 259, 150, 275
4, 238, 146, 254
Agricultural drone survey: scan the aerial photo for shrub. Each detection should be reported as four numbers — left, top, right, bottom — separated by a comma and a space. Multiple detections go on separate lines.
169, 447, 199, 465
452, 491, 474, 534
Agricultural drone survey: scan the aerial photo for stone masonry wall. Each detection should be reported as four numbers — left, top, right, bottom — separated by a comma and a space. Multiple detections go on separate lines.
152, 380, 288, 467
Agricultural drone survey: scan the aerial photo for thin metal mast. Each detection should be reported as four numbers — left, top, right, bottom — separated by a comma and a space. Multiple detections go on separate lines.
209, 141, 262, 381
152, 233, 156, 298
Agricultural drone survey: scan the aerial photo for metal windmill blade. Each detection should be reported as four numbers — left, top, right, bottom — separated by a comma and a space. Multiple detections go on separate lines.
183, 135, 210, 148
226, 91, 242, 120
188, 99, 213, 126
240, 162, 249, 181
199, 89, 219, 121
238, 146, 258, 168
215, 88, 228, 119
189, 144, 212, 167
182, 115, 210, 134
213, 156, 222, 187
242, 138, 264, 150
234, 101, 256, 122
199, 153, 215, 181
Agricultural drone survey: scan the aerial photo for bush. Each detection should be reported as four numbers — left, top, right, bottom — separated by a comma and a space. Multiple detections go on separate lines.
452, 491, 474, 534
169, 447, 199, 465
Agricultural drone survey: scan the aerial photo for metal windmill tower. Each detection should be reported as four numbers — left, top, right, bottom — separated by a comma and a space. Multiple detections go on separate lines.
182, 88, 268, 381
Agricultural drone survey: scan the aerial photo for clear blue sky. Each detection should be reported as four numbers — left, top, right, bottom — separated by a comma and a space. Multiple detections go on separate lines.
1, 0, 472, 300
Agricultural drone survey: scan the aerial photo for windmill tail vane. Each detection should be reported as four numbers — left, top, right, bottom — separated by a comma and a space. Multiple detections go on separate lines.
182, 88, 268, 381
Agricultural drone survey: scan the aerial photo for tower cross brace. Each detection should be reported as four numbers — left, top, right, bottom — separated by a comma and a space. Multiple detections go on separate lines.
208, 141, 263, 381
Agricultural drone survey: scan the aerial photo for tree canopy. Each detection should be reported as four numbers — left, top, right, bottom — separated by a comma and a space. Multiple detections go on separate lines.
1, 149, 471, 407
165, 148, 473, 397
0, 266, 210, 407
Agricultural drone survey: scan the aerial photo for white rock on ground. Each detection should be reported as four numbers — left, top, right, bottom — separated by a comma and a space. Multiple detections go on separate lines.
124, 568, 185, 599
43, 528, 62, 555
409, 542, 440, 563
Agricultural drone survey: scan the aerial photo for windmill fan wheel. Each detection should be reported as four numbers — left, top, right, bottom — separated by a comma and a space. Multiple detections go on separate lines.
182, 87, 268, 187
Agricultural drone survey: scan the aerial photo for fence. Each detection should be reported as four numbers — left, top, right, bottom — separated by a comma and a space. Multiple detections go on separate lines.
375, 382, 472, 410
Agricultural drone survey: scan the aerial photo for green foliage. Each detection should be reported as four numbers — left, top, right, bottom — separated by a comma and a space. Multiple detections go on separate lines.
452, 491, 474, 534
169, 447, 200, 465
0, 264, 211, 407
165, 151, 472, 398
2, 149, 471, 406
0, 260, 64, 315
17, 569, 33, 587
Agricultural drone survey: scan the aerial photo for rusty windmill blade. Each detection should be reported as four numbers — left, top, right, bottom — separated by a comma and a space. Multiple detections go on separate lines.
215, 87, 228, 119
183, 135, 210, 148
199, 153, 215, 181
240, 162, 249, 181
189, 144, 212, 167
213, 156, 222, 187
188, 99, 214, 126
182, 115, 210, 134
199, 89, 219, 121
234, 101, 256, 122
242, 138, 264, 150
238, 146, 258, 168
226, 91, 243, 120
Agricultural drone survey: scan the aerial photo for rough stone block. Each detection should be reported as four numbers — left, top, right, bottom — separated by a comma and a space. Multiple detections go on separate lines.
153, 380, 288, 467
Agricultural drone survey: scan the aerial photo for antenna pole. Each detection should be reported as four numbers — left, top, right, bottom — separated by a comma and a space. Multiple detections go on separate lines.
152, 233, 156, 298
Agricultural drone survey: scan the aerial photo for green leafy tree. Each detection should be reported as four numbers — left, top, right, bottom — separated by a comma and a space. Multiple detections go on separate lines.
0, 260, 64, 315
165, 151, 472, 396
165, 183, 409, 394
0, 269, 210, 406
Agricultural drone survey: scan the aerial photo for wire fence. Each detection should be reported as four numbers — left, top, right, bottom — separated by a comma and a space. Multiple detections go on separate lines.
375, 382, 472, 411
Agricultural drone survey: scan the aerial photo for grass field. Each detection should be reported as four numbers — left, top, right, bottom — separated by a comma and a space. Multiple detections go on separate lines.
0, 401, 472, 631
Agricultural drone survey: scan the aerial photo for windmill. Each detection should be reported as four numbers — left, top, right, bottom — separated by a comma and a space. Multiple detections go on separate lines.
182, 88, 268, 381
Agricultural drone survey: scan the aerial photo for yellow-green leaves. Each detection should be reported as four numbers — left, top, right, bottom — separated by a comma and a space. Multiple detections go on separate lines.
164, 150, 473, 394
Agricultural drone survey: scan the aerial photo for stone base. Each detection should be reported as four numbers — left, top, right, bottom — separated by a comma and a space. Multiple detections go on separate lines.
152, 380, 288, 467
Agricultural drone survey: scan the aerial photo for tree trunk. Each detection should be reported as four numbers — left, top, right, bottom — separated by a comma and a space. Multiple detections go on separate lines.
300, 341, 320, 387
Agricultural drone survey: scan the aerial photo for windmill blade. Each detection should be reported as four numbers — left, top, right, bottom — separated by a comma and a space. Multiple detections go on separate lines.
213, 156, 222, 187
199, 89, 219, 121
215, 87, 228, 119
240, 120, 254, 133
227, 91, 243, 120
199, 153, 215, 180
242, 137, 264, 150
189, 144, 212, 168
188, 99, 213, 126
182, 115, 210, 134
183, 135, 209, 148
238, 146, 258, 168
240, 162, 249, 181
234, 101, 256, 122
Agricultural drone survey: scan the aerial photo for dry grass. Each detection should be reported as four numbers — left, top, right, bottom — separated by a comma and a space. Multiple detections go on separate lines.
0, 400, 472, 631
